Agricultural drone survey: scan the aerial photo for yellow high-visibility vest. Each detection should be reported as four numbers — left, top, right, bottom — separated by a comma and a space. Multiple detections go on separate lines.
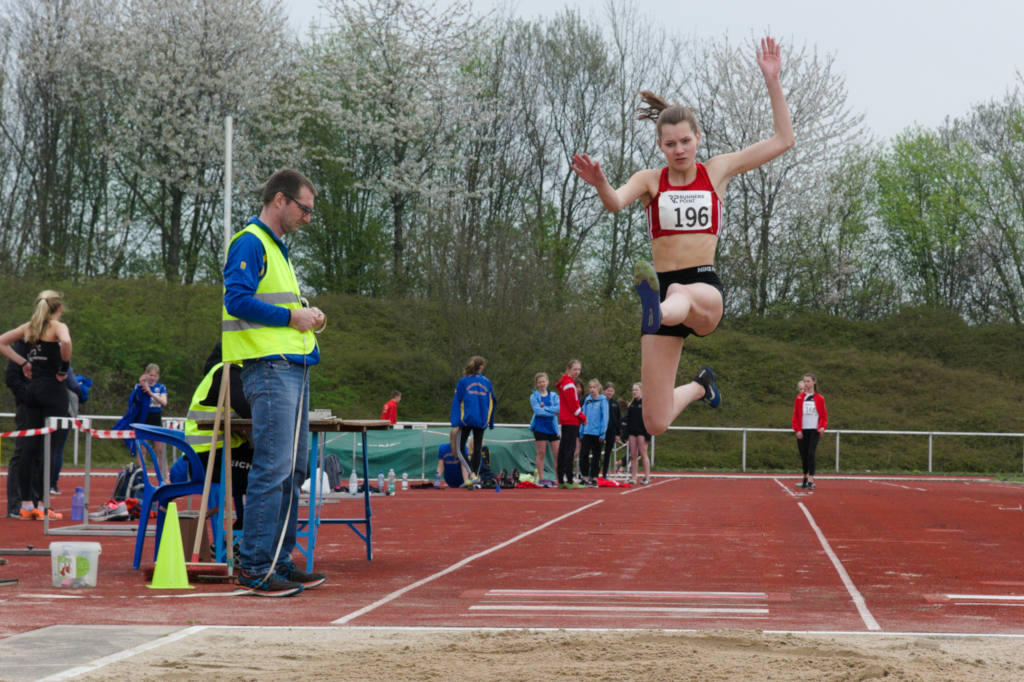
183, 361, 245, 454
221, 223, 317, 362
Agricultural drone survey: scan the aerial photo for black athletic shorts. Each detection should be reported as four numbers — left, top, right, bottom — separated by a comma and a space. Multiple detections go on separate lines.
649, 265, 725, 338
533, 430, 558, 442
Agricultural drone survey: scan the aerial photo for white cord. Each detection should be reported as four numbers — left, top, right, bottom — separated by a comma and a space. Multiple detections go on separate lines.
258, 315, 311, 584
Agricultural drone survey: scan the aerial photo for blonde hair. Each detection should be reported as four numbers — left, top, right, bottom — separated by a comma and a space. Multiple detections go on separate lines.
145, 363, 160, 375
26, 290, 63, 344
588, 378, 601, 390
637, 90, 700, 140
534, 371, 548, 383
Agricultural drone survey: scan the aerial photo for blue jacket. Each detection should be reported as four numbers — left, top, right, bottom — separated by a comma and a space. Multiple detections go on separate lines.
529, 390, 560, 436
449, 373, 496, 429
580, 393, 609, 437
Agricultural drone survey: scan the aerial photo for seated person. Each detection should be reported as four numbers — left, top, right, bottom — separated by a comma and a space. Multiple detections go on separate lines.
436, 434, 492, 488
171, 343, 252, 528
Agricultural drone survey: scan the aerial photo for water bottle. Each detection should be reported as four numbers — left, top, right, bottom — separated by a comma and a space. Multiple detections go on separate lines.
349, 470, 359, 495
377, 471, 386, 495
401, 472, 409, 490
71, 486, 84, 521
433, 471, 441, 488
387, 468, 396, 495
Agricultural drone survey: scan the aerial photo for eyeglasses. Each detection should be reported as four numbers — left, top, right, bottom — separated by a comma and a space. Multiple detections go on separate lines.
282, 193, 313, 217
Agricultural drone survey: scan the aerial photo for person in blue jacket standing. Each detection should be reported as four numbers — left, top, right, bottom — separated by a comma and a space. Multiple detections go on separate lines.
579, 378, 609, 486
449, 355, 496, 482
529, 371, 560, 483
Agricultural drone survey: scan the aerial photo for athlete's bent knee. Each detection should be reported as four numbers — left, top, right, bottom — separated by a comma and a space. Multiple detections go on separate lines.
643, 414, 669, 437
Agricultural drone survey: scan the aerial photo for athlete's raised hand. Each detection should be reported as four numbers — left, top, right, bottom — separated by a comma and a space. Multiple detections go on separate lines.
756, 36, 782, 82
570, 153, 607, 188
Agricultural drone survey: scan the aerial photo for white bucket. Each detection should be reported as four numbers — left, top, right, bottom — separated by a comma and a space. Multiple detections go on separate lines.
50, 542, 102, 588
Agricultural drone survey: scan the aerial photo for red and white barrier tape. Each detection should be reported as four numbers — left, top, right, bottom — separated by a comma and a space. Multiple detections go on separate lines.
0, 426, 56, 438
85, 429, 136, 439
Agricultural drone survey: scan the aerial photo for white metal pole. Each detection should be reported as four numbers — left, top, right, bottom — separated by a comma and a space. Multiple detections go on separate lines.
223, 115, 233, 260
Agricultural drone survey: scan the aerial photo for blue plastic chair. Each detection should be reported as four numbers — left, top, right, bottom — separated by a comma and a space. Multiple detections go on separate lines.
130, 423, 223, 570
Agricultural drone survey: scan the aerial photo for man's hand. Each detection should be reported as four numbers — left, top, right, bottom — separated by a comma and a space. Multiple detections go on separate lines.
289, 307, 325, 332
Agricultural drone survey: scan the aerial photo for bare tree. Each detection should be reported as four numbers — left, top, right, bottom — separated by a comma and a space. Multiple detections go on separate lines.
681, 36, 865, 315
960, 92, 1024, 323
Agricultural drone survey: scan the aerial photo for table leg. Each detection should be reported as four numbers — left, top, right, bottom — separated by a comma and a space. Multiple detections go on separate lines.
363, 430, 372, 561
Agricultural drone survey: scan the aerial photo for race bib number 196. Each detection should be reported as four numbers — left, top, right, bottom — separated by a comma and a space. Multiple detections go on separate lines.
658, 190, 712, 231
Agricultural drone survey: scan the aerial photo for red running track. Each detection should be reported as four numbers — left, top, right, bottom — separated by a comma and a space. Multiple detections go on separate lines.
1, 473, 1022, 637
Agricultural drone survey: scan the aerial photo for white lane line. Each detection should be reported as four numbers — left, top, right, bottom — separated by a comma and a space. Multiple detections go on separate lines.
484, 589, 766, 599
332, 500, 604, 624
468, 605, 769, 614
621, 478, 673, 495
37, 625, 207, 681
798, 502, 881, 631
773, 477, 803, 498
873, 481, 927, 492
947, 594, 1024, 601
152, 589, 251, 598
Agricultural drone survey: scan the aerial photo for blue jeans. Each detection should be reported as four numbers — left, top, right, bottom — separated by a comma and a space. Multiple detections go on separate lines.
239, 359, 310, 575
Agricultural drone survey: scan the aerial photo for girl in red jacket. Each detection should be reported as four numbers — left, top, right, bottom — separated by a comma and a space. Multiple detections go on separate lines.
792, 373, 827, 489
555, 359, 585, 488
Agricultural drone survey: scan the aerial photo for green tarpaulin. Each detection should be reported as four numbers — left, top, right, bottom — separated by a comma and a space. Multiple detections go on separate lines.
320, 425, 548, 481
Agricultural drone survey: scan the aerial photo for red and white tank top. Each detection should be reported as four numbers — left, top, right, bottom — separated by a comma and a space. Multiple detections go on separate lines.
645, 164, 724, 240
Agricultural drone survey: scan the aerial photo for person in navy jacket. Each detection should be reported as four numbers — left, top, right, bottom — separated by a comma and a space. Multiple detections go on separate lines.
449, 355, 496, 479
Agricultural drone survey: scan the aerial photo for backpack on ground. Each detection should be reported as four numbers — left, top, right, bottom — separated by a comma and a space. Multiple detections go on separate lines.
112, 462, 145, 501
323, 454, 342, 492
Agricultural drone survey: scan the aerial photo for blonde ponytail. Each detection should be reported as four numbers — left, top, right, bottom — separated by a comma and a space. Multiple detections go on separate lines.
26, 290, 62, 344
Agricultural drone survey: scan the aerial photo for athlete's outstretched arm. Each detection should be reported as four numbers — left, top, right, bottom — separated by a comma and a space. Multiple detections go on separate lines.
707, 36, 795, 182
571, 153, 654, 213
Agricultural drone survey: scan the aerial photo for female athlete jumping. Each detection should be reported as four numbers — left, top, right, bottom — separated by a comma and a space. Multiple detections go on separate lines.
570, 36, 794, 435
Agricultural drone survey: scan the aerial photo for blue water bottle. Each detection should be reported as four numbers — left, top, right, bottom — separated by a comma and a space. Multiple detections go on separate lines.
71, 486, 85, 521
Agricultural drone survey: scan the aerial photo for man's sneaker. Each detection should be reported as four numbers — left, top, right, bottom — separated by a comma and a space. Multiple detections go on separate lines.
50, 487, 62, 495
807, 481, 816, 490
89, 500, 129, 521
276, 561, 327, 589
634, 261, 662, 334
19, 508, 38, 520
694, 365, 721, 408
44, 509, 63, 520
237, 569, 303, 597
797, 480, 808, 489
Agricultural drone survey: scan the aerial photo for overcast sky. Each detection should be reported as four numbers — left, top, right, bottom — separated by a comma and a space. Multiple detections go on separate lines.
282, 0, 1023, 141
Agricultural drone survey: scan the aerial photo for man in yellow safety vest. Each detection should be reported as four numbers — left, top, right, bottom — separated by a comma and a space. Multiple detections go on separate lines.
222, 169, 326, 597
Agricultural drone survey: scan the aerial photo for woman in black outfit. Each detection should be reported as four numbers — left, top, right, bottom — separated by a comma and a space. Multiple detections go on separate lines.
599, 382, 622, 479
0, 290, 73, 520
624, 383, 652, 484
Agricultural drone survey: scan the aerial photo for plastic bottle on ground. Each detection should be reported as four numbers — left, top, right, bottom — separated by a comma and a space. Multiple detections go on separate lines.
387, 468, 396, 495
401, 472, 409, 490
349, 470, 358, 495
433, 471, 441, 488
71, 486, 84, 521
377, 471, 386, 495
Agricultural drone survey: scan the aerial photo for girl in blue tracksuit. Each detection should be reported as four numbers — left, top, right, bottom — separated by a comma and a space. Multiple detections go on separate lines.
449, 355, 496, 478
529, 372, 560, 482
579, 379, 609, 485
